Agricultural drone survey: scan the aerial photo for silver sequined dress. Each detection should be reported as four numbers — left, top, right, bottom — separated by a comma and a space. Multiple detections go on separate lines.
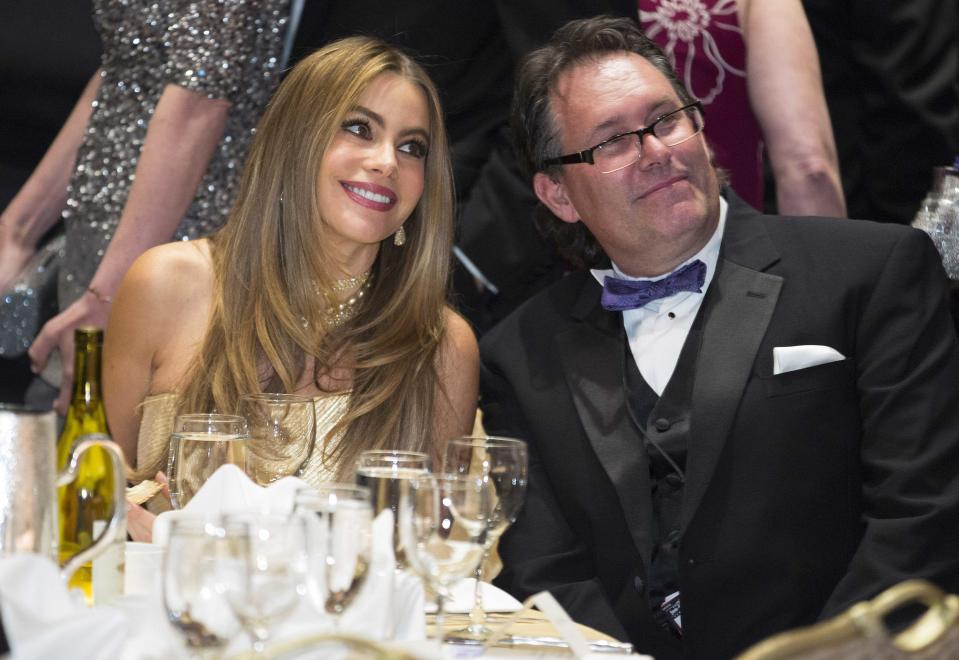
58, 0, 290, 307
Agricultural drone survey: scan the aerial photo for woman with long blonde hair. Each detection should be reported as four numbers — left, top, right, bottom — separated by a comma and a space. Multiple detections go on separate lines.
103, 36, 478, 518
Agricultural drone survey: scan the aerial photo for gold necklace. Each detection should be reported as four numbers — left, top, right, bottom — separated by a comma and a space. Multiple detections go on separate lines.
329, 270, 371, 293
325, 276, 372, 327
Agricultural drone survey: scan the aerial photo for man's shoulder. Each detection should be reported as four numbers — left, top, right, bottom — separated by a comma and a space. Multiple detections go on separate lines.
740, 207, 931, 261
481, 270, 596, 350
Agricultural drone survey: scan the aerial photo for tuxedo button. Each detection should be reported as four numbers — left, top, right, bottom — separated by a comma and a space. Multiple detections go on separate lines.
654, 418, 671, 432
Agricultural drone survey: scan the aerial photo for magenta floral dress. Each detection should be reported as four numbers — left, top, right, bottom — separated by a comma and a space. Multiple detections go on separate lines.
639, 0, 764, 209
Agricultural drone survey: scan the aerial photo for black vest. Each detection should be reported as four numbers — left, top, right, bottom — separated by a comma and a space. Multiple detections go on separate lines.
623, 308, 705, 636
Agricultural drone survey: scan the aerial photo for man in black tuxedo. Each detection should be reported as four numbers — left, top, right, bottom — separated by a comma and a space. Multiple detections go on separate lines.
481, 16, 959, 660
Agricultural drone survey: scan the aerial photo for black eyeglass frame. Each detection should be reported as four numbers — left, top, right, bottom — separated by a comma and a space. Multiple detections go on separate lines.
539, 101, 705, 172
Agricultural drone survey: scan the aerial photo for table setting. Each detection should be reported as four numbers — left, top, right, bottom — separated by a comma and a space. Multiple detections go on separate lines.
0, 402, 639, 658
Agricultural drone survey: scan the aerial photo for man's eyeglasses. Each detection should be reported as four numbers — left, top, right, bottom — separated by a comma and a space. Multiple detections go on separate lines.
540, 102, 705, 174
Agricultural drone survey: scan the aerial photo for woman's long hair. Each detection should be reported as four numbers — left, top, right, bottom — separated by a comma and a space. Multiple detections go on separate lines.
177, 37, 455, 479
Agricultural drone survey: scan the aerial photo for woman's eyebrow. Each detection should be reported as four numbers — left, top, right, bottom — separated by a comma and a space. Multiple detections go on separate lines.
353, 104, 429, 142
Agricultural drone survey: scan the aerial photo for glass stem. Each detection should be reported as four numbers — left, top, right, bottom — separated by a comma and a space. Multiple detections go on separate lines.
435, 593, 447, 647
469, 546, 490, 629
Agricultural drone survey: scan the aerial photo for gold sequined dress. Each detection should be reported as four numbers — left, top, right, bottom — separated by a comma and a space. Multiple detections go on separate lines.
59, 0, 290, 307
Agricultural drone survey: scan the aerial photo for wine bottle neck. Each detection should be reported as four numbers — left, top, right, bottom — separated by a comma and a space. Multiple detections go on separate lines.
71, 331, 104, 408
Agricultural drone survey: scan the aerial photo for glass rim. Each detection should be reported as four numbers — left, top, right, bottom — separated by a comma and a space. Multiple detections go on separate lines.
357, 449, 430, 459
172, 413, 248, 434
238, 392, 314, 404
174, 413, 248, 424
449, 435, 527, 448
355, 449, 431, 468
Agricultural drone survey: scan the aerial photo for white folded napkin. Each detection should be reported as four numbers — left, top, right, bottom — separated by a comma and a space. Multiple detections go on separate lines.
0, 554, 128, 660
773, 345, 846, 375
152, 464, 303, 545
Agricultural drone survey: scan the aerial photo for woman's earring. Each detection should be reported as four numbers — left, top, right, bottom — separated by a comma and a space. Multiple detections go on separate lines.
393, 225, 406, 246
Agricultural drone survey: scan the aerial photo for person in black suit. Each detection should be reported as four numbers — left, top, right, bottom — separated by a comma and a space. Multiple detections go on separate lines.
801, 0, 959, 225
481, 16, 959, 660
288, 1, 634, 334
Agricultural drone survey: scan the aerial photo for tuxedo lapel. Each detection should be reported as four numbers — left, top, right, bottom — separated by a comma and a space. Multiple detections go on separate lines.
683, 193, 783, 530
556, 278, 654, 567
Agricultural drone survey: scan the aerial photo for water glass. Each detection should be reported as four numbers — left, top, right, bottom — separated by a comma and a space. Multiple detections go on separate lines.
399, 473, 491, 644
222, 513, 310, 654
167, 414, 249, 509
354, 450, 430, 568
163, 517, 248, 656
443, 435, 528, 638
295, 484, 373, 628
237, 393, 316, 485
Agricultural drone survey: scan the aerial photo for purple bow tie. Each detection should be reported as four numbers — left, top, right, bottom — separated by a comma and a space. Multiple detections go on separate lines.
601, 259, 707, 311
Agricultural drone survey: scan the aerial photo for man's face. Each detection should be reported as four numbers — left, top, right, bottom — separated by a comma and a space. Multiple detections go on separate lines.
534, 52, 720, 276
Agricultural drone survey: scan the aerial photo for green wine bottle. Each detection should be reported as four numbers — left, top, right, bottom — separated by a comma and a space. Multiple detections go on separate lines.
56, 327, 116, 602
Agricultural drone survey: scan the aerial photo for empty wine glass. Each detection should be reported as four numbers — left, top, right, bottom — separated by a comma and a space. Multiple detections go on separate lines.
163, 517, 248, 657
399, 473, 492, 645
222, 513, 310, 655
354, 450, 430, 569
237, 393, 316, 485
295, 484, 373, 629
443, 435, 528, 639
167, 414, 249, 509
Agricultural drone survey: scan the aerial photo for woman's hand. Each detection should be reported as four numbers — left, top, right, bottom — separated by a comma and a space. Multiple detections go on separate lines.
126, 472, 172, 544
126, 501, 158, 543
28, 290, 112, 414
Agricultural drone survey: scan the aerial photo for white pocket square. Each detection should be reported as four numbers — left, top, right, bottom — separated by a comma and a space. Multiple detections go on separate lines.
773, 345, 846, 375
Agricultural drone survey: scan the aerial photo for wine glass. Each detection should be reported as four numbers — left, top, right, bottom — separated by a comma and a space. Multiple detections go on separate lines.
167, 414, 249, 509
443, 435, 528, 639
222, 513, 310, 655
237, 393, 316, 485
163, 517, 248, 657
295, 484, 373, 629
354, 450, 430, 569
399, 473, 492, 645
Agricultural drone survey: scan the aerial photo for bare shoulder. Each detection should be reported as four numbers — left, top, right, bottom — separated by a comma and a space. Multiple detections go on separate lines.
438, 307, 480, 370
117, 240, 213, 310
111, 239, 214, 340
122, 239, 213, 302
432, 307, 480, 443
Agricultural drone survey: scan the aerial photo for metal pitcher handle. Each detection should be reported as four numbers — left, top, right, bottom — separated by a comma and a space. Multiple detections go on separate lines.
57, 433, 128, 585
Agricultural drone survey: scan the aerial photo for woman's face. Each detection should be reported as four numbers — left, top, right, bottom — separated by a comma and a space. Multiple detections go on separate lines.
316, 72, 430, 271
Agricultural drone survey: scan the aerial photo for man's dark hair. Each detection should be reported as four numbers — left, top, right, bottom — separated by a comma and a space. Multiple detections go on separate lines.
511, 15, 696, 269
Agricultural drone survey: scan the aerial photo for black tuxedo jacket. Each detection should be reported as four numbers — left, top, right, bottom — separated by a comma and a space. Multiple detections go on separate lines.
481, 192, 959, 659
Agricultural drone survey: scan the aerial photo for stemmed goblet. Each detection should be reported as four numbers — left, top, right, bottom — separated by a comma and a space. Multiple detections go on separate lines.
295, 484, 373, 629
222, 513, 311, 655
399, 473, 492, 645
443, 435, 528, 640
163, 517, 248, 658
167, 414, 249, 509
237, 393, 316, 485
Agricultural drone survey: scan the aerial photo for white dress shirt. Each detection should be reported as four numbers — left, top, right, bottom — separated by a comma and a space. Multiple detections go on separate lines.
591, 197, 728, 395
